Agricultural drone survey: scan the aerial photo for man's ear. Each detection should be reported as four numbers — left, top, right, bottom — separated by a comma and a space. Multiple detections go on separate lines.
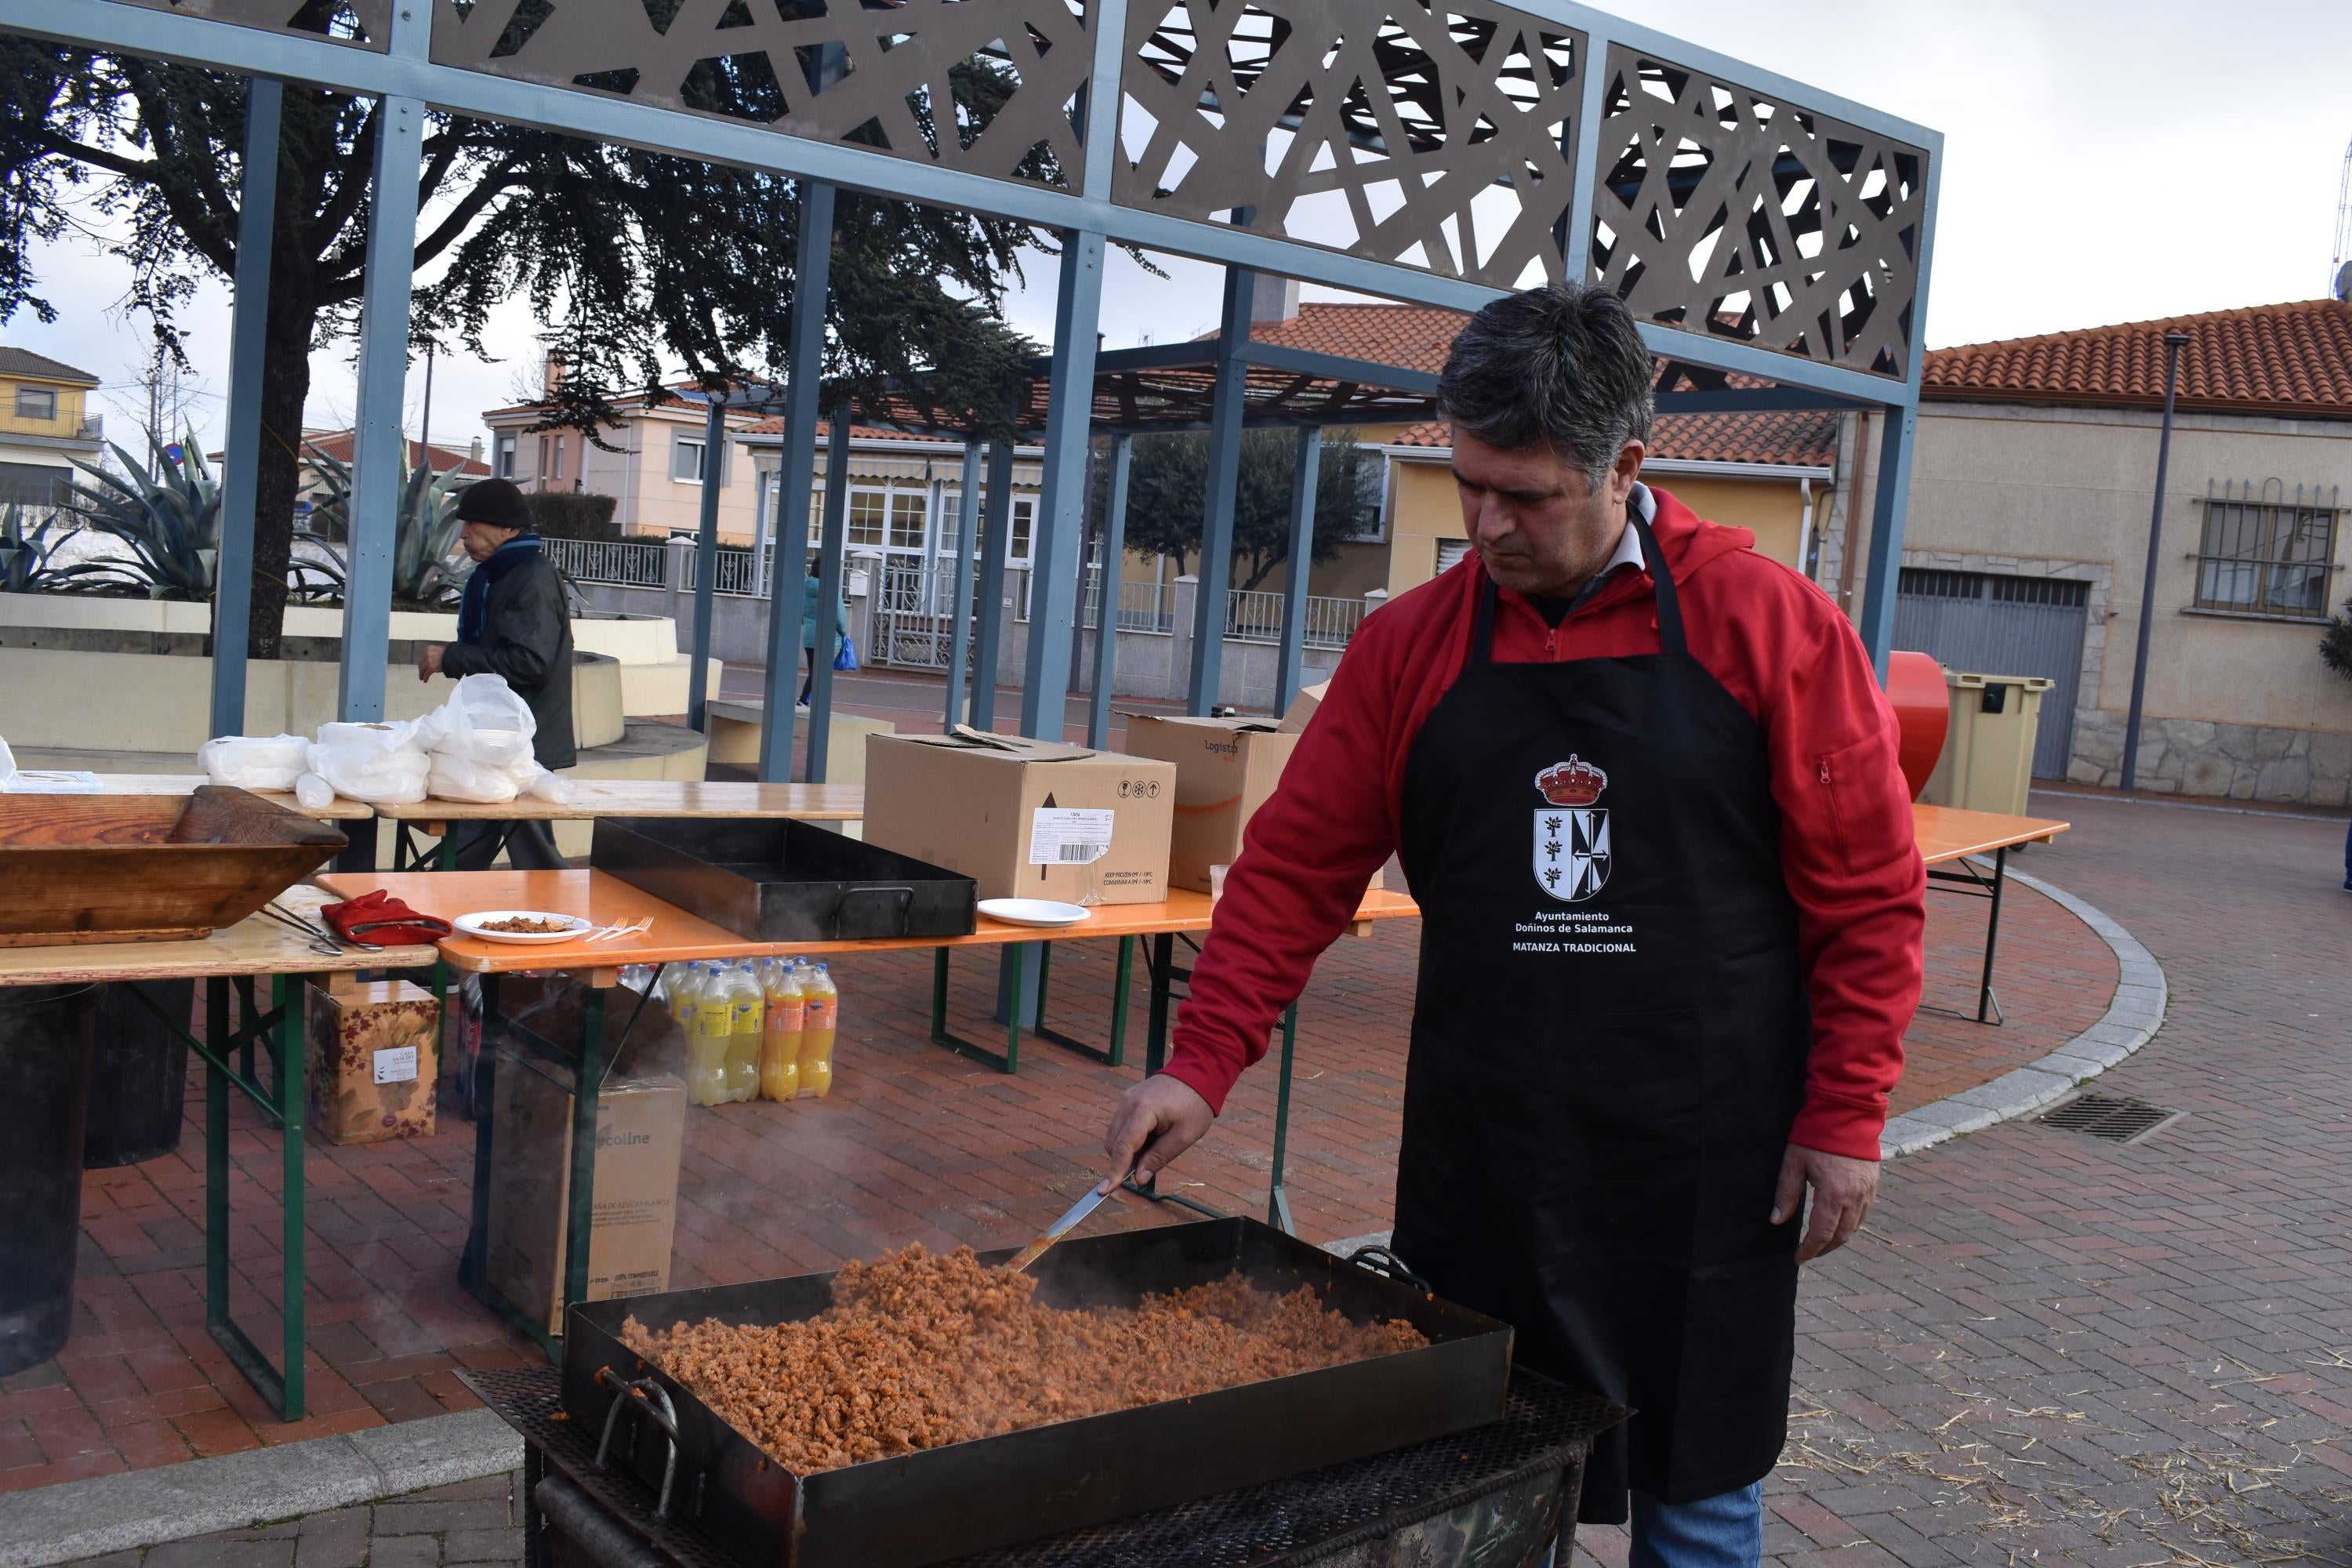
1610, 440, 1646, 506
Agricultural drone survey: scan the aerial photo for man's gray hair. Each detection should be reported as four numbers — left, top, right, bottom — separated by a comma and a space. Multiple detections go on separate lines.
1436, 282, 1655, 488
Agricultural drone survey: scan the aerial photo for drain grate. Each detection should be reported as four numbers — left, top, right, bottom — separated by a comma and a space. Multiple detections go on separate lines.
2039, 1094, 2182, 1144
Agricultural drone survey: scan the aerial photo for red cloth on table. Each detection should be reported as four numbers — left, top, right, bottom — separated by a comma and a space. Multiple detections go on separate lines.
318, 889, 453, 948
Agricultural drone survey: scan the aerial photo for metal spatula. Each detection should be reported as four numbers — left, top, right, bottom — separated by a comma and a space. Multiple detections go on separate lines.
1003, 1182, 1120, 1273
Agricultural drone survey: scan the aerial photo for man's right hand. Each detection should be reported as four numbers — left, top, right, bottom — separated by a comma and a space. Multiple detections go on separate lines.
1099, 1074, 1213, 1195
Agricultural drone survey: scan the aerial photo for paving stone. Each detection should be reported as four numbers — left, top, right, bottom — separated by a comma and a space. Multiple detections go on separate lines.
143, 1541, 296, 1568
436, 1529, 521, 1564
361, 1535, 437, 1568
366, 1500, 509, 1537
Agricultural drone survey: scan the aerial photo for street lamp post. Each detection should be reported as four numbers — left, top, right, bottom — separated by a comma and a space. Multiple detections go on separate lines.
2118, 331, 2192, 793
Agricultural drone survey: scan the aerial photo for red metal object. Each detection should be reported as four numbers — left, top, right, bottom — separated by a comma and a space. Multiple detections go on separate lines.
1885, 651, 1948, 801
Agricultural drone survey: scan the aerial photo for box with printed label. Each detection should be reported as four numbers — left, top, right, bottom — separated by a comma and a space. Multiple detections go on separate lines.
304, 979, 439, 1145
1278, 678, 1331, 734
863, 727, 1177, 905
1120, 713, 1302, 893
485, 1048, 685, 1336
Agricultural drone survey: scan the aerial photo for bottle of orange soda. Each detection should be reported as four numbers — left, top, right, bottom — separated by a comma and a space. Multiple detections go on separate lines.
758, 958, 804, 1102
797, 962, 837, 1098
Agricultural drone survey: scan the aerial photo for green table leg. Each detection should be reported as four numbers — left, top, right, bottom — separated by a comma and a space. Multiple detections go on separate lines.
274, 975, 307, 1416
929, 946, 1021, 1073
458, 975, 500, 1296
1033, 937, 1133, 1066
1144, 933, 1175, 1075
560, 985, 607, 1332
204, 978, 230, 1344
1268, 1003, 1297, 1236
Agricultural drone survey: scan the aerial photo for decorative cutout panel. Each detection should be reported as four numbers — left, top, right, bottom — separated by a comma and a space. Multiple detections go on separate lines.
1590, 45, 1926, 379
103, 0, 390, 49
1116, 1, 1583, 289
429, 0, 1094, 189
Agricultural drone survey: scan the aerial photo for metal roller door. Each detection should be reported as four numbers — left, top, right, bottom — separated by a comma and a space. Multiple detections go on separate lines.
1892, 568, 2089, 780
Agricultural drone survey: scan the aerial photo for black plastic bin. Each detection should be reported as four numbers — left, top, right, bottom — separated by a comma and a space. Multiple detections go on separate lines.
0, 983, 101, 1377
590, 817, 977, 943
85, 979, 197, 1169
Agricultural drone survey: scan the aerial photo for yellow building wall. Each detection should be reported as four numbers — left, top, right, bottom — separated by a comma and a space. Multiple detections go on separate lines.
0, 377, 88, 438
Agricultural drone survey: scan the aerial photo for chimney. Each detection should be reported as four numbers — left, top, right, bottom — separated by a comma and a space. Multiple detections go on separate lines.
1250, 273, 1300, 325
543, 350, 568, 397
468, 436, 485, 466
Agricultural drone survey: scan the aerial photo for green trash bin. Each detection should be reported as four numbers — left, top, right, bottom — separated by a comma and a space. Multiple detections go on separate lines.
1920, 670, 2056, 817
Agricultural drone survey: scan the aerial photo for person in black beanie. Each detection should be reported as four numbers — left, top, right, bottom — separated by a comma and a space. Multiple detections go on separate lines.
418, 477, 575, 869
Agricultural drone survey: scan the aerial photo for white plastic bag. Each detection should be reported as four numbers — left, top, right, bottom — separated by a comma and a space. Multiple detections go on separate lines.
307, 718, 430, 804
420, 674, 542, 803
293, 772, 336, 810
525, 769, 576, 805
198, 733, 310, 792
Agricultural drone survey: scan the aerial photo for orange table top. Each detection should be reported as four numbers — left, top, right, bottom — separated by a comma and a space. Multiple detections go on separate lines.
317, 869, 1420, 975
1912, 802, 2069, 866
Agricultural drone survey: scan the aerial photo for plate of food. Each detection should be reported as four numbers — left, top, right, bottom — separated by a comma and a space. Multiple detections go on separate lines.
453, 909, 593, 944
977, 898, 1091, 929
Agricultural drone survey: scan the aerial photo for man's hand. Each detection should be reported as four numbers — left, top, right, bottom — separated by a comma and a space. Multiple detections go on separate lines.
417, 644, 445, 681
1771, 1143, 1879, 1262
1098, 1075, 1213, 1195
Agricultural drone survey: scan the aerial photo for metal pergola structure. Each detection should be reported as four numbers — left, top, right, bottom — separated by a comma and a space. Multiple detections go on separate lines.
1, 0, 1940, 782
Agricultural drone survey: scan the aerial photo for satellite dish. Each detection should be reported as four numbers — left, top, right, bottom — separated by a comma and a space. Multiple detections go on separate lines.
2337, 259, 2352, 303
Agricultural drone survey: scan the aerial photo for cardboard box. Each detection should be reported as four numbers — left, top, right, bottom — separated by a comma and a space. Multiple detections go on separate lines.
305, 980, 439, 1145
485, 1047, 685, 1336
863, 727, 1176, 905
1278, 679, 1331, 734
1121, 713, 1302, 893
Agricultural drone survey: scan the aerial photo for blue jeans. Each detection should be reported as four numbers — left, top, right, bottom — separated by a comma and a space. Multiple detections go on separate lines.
1544, 1483, 1764, 1568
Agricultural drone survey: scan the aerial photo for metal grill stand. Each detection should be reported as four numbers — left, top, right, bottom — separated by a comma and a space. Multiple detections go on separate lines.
470, 1367, 1620, 1568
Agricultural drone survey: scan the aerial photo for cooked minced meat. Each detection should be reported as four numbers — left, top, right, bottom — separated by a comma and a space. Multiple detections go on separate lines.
619, 1243, 1425, 1472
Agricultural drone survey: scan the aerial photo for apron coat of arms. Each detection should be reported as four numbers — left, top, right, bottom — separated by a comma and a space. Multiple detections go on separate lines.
1533, 757, 1610, 903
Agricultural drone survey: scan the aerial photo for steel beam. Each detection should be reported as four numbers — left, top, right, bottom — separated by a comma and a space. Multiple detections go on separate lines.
1087, 433, 1134, 750
209, 74, 280, 741
756, 181, 834, 783
686, 395, 724, 731
970, 439, 1016, 731
1653, 387, 1874, 414
0, 0, 1937, 417
946, 442, 982, 730
1856, 403, 1917, 680
806, 408, 851, 780
1187, 264, 1254, 716
1234, 342, 1442, 397
335, 91, 423, 722
1275, 431, 1321, 715
1018, 231, 1107, 741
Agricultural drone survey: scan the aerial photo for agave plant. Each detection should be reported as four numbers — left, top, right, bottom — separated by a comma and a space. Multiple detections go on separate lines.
0, 503, 98, 593
299, 443, 472, 608
64, 437, 223, 599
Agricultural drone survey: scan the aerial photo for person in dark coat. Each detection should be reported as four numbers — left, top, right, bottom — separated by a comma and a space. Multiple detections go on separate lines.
418, 477, 575, 869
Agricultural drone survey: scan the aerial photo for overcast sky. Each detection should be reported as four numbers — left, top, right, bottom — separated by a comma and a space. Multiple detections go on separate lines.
5, 0, 2347, 467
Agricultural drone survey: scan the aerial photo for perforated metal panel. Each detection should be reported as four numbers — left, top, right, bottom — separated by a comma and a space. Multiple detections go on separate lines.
1893, 568, 2089, 781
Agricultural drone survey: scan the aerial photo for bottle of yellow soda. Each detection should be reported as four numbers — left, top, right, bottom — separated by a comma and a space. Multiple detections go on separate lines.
720, 961, 762, 1104
758, 958, 804, 1102
798, 962, 838, 1099
689, 964, 733, 1108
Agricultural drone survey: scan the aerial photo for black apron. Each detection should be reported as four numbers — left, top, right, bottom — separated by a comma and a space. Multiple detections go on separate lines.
1392, 514, 1809, 1525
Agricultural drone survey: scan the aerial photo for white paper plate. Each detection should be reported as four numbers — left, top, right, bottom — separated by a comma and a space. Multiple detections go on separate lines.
978, 898, 1092, 929
453, 909, 593, 944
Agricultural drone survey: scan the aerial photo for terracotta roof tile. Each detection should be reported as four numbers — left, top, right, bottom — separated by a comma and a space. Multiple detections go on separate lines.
736, 418, 955, 444
0, 347, 100, 385
1243, 302, 1471, 375
1923, 299, 2352, 418
301, 429, 492, 476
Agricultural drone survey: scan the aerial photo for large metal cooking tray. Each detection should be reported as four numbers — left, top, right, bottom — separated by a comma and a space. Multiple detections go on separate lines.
590, 816, 976, 943
562, 1217, 1515, 1568
0, 786, 347, 947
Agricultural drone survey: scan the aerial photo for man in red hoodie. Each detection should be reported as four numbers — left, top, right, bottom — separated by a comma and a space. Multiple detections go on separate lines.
1101, 283, 1925, 1566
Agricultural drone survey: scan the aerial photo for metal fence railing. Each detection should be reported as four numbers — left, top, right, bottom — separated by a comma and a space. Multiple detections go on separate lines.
543, 536, 666, 588
1225, 587, 1367, 648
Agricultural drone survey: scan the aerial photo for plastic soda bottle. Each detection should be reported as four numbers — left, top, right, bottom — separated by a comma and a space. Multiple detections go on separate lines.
758, 959, 804, 1102
690, 964, 733, 1108
797, 962, 838, 1099
721, 962, 762, 1103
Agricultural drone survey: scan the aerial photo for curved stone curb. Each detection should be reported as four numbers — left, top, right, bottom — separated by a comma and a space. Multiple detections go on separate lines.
1878, 862, 2168, 1160
0, 1407, 521, 1568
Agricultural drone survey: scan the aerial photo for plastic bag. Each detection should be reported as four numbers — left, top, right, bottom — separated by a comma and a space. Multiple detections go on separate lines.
419, 674, 542, 802
306, 718, 430, 804
292, 772, 336, 810
833, 633, 858, 673
525, 769, 577, 805
198, 733, 310, 792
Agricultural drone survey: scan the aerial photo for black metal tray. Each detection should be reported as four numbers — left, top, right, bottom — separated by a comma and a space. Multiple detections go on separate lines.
560, 1217, 1517, 1568
590, 817, 976, 943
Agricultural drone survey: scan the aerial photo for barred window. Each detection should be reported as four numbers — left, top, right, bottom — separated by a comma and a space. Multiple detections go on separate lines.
2195, 503, 2336, 619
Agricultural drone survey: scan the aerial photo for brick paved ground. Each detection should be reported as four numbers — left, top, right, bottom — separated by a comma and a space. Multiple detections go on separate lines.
64, 1474, 522, 1568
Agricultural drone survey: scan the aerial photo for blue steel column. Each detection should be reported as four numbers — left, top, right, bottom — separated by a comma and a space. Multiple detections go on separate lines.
805, 408, 851, 780
1274, 427, 1321, 714
946, 441, 982, 731
970, 439, 1015, 731
336, 89, 424, 720
1186, 264, 1253, 715
1018, 232, 1107, 741
1087, 433, 1133, 750
756, 183, 834, 782
209, 76, 281, 739
686, 394, 724, 731
1856, 404, 1917, 680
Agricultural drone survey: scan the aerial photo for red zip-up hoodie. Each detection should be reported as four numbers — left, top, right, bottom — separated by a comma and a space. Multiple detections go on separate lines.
1161, 484, 1926, 1161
